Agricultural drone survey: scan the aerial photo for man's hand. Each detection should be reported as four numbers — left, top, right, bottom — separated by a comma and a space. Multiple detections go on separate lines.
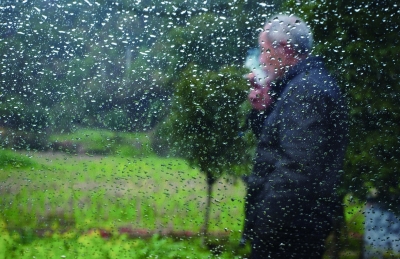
247, 72, 273, 111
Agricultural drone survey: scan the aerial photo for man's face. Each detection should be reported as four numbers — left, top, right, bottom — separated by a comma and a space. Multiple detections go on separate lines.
258, 25, 287, 79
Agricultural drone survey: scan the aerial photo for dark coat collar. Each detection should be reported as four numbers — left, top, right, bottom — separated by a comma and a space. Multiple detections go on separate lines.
273, 55, 324, 96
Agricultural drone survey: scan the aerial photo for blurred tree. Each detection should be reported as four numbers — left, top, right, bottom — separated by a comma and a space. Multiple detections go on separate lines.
0, 0, 281, 149
160, 64, 249, 239
283, 0, 400, 201
0, 0, 273, 138
0, 0, 162, 136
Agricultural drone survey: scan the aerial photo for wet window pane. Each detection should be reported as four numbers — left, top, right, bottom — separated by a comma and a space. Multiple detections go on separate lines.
0, 0, 398, 258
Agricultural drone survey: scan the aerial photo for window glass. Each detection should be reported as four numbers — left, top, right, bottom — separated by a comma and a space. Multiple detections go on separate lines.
0, 0, 398, 258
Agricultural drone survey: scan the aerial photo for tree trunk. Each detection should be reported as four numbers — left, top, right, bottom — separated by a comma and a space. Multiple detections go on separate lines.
202, 176, 215, 244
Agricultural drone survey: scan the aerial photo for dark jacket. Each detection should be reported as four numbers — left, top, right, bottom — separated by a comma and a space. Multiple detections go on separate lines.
244, 56, 348, 237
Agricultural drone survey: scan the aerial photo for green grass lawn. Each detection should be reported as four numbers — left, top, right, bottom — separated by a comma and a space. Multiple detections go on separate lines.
0, 138, 366, 258
0, 151, 246, 233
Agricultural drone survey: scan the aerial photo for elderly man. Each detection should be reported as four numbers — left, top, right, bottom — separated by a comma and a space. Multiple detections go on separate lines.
243, 14, 348, 259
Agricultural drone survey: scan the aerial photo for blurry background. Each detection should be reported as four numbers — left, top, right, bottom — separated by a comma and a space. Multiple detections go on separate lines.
0, 0, 399, 258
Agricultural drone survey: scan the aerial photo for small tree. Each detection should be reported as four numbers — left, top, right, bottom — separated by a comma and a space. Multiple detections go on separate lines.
162, 64, 250, 239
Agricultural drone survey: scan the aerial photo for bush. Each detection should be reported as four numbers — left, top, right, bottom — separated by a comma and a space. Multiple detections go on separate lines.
0, 149, 36, 169
49, 128, 153, 157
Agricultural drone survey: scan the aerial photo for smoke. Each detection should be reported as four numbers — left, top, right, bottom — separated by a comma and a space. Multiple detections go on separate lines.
244, 48, 268, 87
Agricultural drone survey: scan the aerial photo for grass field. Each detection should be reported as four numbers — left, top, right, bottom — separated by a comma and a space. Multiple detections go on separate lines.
1, 151, 246, 231
0, 130, 367, 258
0, 146, 250, 258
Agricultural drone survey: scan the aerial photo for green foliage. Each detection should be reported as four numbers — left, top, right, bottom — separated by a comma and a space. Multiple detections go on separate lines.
0, 0, 270, 140
0, 149, 36, 170
146, 3, 265, 85
162, 65, 250, 183
0, 1, 163, 134
283, 0, 400, 200
156, 13, 242, 73
0, 96, 48, 132
49, 129, 152, 156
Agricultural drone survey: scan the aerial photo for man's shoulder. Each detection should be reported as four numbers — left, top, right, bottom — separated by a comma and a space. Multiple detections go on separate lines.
289, 60, 341, 98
